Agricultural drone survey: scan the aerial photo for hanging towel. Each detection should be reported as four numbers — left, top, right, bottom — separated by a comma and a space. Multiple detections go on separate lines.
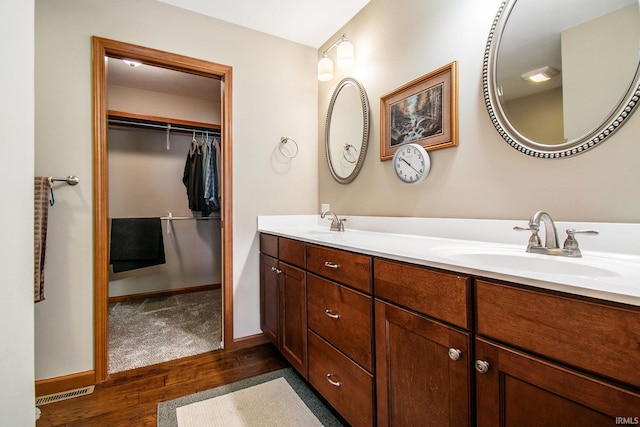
110, 218, 166, 273
34, 176, 52, 302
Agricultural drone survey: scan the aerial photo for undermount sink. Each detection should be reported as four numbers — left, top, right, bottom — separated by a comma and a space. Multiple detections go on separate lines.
436, 246, 621, 278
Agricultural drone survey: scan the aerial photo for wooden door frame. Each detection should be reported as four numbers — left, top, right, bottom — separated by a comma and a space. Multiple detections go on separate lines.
92, 37, 234, 383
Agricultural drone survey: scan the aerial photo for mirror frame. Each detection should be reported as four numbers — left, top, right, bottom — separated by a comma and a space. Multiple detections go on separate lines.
483, 0, 640, 158
325, 77, 370, 183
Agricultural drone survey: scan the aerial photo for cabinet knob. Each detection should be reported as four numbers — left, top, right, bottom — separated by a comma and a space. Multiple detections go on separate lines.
271, 267, 282, 274
475, 360, 490, 374
324, 261, 340, 269
324, 309, 341, 319
326, 374, 342, 387
448, 348, 462, 361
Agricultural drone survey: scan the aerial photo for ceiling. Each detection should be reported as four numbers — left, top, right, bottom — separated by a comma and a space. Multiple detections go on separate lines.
109, 0, 371, 101
155, 0, 371, 48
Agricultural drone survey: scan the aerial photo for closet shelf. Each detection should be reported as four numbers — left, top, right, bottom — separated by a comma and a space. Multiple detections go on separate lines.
108, 110, 221, 134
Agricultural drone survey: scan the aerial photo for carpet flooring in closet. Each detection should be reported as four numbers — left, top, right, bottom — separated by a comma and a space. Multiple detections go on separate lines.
108, 289, 222, 374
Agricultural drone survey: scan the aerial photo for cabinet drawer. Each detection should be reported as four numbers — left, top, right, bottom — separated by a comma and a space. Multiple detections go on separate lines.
308, 331, 374, 427
374, 258, 471, 329
279, 237, 305, 268
259, 233, 278, 258
307, 274, 373, 371
306, 244, 371, 293
475, 279, 640, 388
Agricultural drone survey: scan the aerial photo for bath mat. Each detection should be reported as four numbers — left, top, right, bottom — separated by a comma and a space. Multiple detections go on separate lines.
157, 368, 343, 427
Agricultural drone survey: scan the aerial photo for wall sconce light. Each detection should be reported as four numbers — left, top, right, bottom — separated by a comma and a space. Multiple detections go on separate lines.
521, 66, 560, 83
318, 34, 355, 81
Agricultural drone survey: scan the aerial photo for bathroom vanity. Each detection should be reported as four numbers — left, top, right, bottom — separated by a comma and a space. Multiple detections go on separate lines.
258, 215, 640, 426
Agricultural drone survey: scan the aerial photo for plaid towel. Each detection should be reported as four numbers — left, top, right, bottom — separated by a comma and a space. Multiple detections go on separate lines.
34, 176, 52, 302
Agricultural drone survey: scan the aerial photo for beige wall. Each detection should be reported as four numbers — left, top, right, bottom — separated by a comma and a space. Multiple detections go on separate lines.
318, 0, 640, 223
504, 87, 564, 144
34, 0, 318, 380
1, 0, 36, 424
108, 128, 222, 297
562, 4, 640, 140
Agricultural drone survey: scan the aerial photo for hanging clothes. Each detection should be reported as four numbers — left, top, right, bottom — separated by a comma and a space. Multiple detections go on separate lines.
213, 136, 222, 209
203, 136, 220, 213
182, 137, 206, 211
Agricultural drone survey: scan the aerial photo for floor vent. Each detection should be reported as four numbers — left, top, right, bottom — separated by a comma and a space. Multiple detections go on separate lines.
36, 385, 95, 406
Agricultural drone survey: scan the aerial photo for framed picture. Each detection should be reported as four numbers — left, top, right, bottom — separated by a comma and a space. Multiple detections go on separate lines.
380, 61, 458, 161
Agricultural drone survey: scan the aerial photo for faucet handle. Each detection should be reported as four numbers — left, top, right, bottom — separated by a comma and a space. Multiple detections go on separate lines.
562, 228, 598, 257
514, 225, 542, 248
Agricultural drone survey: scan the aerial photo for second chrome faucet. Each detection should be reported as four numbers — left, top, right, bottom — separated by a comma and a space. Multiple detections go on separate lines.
321, 210, 346, 232
514, 211, 598, 257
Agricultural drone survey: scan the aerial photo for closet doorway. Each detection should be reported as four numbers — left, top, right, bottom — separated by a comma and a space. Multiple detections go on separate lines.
92, 37, 233, 382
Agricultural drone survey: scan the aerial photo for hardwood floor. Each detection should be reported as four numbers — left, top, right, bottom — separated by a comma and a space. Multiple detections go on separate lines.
36, 343, 289, 427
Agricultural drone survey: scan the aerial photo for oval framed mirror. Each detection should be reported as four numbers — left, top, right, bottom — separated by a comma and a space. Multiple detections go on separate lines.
326, 77, 370, 183
483, 0, 640, 158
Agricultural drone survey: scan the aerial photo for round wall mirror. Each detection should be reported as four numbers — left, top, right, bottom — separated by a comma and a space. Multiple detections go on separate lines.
483, 0, 640, 158
326, 77, 370, 183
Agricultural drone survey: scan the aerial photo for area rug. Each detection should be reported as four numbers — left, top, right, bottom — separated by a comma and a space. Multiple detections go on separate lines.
109, 289, 222, 373
157, 368, 343, 427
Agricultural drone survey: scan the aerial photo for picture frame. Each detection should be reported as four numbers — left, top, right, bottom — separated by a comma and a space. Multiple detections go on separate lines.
380, 61, 458, 161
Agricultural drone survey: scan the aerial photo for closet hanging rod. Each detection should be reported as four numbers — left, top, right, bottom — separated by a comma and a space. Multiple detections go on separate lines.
160, 215, 220, 220
108, 118, 221, 134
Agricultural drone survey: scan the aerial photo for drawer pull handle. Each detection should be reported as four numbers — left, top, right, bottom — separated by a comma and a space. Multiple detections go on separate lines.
475, 360, 490, 374
448, 348, 461, 361
326, 374, 342, 387
324, 309, 341, 319
324, 261, 340, 269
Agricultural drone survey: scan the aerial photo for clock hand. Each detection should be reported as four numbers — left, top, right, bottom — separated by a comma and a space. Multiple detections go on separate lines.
401, 158, 420, 174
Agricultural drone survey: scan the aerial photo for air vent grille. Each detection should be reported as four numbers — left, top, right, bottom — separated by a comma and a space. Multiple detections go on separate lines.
35, 385, 95, 406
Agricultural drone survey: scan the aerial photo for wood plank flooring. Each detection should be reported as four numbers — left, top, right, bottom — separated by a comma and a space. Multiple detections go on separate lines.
36, 343, 289, 427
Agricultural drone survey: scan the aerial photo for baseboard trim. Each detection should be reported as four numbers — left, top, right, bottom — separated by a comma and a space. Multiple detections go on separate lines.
108, 283, 221, 304
35, 370, 95, 397
233, 333, 270, 350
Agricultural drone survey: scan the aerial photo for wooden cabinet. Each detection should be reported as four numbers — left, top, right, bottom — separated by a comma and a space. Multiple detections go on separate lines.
375, 300, 472, 427
306, 244, 374, 427
475, 337, 640, 426
261, 233, 640, 427
474, 279, 640, 426
259, 235, 307, 377
374, 258, 473, 427
308, 331, 374, 427
259, 253, 279, 344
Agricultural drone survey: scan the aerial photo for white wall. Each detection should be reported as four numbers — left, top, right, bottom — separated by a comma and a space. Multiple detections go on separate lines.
34, 0, 318, 380
318, 0, 640, 223
1, 0, 36, 424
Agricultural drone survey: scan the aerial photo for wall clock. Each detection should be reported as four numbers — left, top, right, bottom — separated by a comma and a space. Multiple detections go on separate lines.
392, 143, 430, 184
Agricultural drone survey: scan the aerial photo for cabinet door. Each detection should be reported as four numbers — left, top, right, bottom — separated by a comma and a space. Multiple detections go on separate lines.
475, 337, 640, 427
375, 300, 472, 427
259, 254, 279, 346
279, 262, 307, 378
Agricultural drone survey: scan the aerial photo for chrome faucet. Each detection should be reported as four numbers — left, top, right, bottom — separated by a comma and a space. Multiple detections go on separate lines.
514, 211, 598, 257
321, 210, 346, 232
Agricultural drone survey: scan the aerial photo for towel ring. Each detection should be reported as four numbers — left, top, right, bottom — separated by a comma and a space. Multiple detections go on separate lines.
343, 144, 358, 164
279, 137, 299, 159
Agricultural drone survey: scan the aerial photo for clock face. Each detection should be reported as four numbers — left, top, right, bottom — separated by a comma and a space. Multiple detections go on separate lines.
392, 143, 430, 184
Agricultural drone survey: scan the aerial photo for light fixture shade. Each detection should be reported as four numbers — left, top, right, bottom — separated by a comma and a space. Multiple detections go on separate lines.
337, 40, 355, 67
521, 66, 559, 83
318, 55, 334, 81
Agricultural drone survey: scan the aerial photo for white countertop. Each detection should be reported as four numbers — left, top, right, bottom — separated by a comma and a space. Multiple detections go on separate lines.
257, 215, 640, 306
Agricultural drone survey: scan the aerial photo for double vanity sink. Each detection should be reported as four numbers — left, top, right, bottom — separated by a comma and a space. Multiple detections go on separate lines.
258, 213, 640, 425
258, 214, 640, 306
